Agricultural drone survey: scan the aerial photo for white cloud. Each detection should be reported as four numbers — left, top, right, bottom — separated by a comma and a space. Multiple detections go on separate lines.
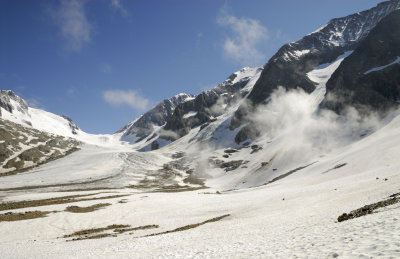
103, 90, 150, 111
110, 0, 128, 17
51, 0, 91, 51
217, 10, 268, 65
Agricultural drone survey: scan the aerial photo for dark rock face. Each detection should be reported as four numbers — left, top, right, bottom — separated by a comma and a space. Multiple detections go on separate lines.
120, 93, 195, 141
0, 90, 28, 115
221, 160, 244, 172
61, 115, 80, 135
234, 125, 261, 144
119, 66, 261, 146
162, 68, 259, 140
323, 10, 400, 114
151, 141, 159, 151
230, 0, 400, 140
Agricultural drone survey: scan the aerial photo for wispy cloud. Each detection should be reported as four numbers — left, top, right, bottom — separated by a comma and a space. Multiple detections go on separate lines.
103, 90, 150, 111
50, 0, 91, 51
100, 63, 112, 74
66, 87, 76, 96
26, 98, 43, 109
110, 0, 129, 17
217, 9, 268, 66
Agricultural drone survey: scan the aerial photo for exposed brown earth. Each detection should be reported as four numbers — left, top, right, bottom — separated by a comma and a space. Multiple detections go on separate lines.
64, 224, 159, 241
143, 214, 230, 237
0, 193, 129, 211
0, 210, 53, 221
65, 203, 111, 213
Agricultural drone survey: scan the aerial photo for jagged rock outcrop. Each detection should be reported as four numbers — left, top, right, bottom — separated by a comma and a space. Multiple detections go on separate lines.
61, 115, 80, 135
0, 90, 28, 115
162, 67, 261, 140
119, 93, 195, 142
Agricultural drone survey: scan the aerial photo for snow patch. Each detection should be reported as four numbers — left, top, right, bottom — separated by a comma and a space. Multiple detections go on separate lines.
183, 111, 197, 119
307, 51, 353, 105
364, 56, 400, 75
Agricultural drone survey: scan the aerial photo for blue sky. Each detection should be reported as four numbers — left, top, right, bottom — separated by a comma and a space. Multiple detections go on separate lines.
0, 0, 383, 133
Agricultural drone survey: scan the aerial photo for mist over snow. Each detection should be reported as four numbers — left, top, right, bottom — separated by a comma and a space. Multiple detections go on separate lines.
250, 87, 382, 158
180, 85, 390, 189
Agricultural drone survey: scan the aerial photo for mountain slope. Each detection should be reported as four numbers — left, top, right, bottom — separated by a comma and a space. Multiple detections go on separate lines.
118, 93, 195, 143
230, 0, 400, 140
119, 67, 262, 151
0, 90, 130, 147
0, 117, 80, 176
0, 90, 81, 137
323, 9, 400, 114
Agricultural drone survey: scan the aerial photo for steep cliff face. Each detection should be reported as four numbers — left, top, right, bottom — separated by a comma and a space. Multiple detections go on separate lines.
0, 90, 29, 117
323, 9, 400, 114
119, 93, 195, 143
229, 0, 400, 142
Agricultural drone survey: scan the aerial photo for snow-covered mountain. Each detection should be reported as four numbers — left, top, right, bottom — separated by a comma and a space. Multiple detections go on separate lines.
116, 0, 400, 150
118, 93, 195, 143
323, 9, 400, 114
0, 90, 130, 147
118, 66, 262, 151
0, 90, 81, 137
0, 91, 81, 175
230, 0, 400, 141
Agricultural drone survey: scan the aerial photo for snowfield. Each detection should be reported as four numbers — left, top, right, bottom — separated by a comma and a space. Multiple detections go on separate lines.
0, 107, 400, 258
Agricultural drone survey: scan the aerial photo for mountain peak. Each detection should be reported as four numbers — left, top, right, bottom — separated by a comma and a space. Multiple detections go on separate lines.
118, 92, 195, 142
230, 0, 400, 132
0, 90, 28, 115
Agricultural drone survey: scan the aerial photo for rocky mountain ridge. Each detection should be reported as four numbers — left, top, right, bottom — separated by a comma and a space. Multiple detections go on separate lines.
229, 0, 400, 142
118, 93, 195, 143
323, 9, 400, 114
119, 66, 262, 151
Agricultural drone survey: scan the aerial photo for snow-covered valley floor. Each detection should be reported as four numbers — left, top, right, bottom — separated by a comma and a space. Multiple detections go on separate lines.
0, 165, 399, 258
1, 110, 400, 258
